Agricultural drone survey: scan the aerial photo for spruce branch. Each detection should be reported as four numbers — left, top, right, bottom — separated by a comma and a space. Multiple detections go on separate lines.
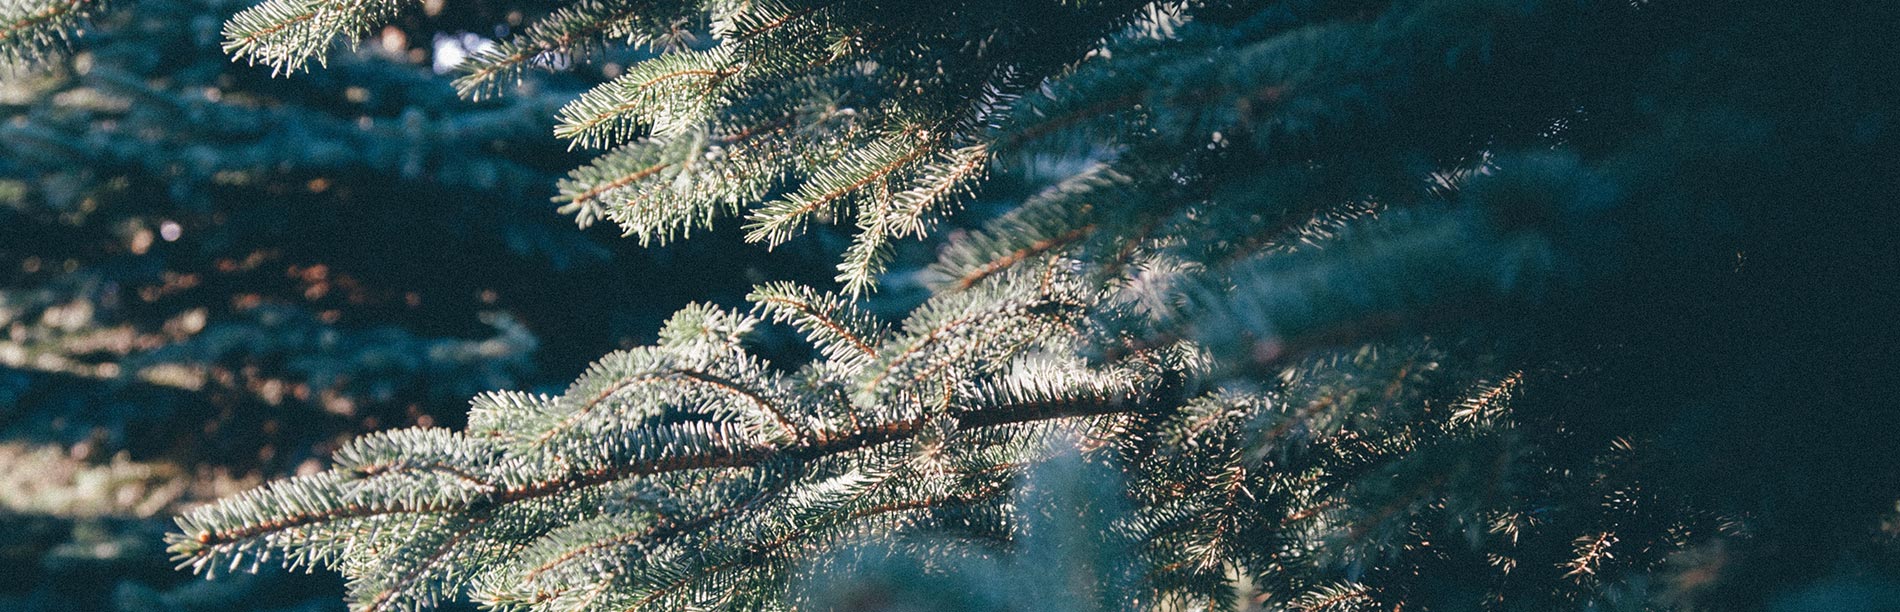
453, 0, 701, 99
221, 0, 414, 73
120, 0, 1892, 608
743, 128, 936, 248
554, 46, 742, 147
171, 380, 1155, 608
168, 270, 1177, 611
555, 142, 682, 230
748, 282, 887, 368
0, 0, 99, 67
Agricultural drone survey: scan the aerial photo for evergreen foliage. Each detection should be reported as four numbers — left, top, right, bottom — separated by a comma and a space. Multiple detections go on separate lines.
4, 0, 1896, 610
1, 0, 814, 609
0, 0, 100, 69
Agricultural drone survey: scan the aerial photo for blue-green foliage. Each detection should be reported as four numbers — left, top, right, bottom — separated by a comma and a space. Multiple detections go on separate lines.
7, 0, 1898, 610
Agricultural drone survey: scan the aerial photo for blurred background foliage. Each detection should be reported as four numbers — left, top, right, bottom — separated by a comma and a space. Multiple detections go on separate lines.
0, 0, 922, 608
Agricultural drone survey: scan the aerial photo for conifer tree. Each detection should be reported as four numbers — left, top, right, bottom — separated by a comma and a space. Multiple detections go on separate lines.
9, 0, 1899, 610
